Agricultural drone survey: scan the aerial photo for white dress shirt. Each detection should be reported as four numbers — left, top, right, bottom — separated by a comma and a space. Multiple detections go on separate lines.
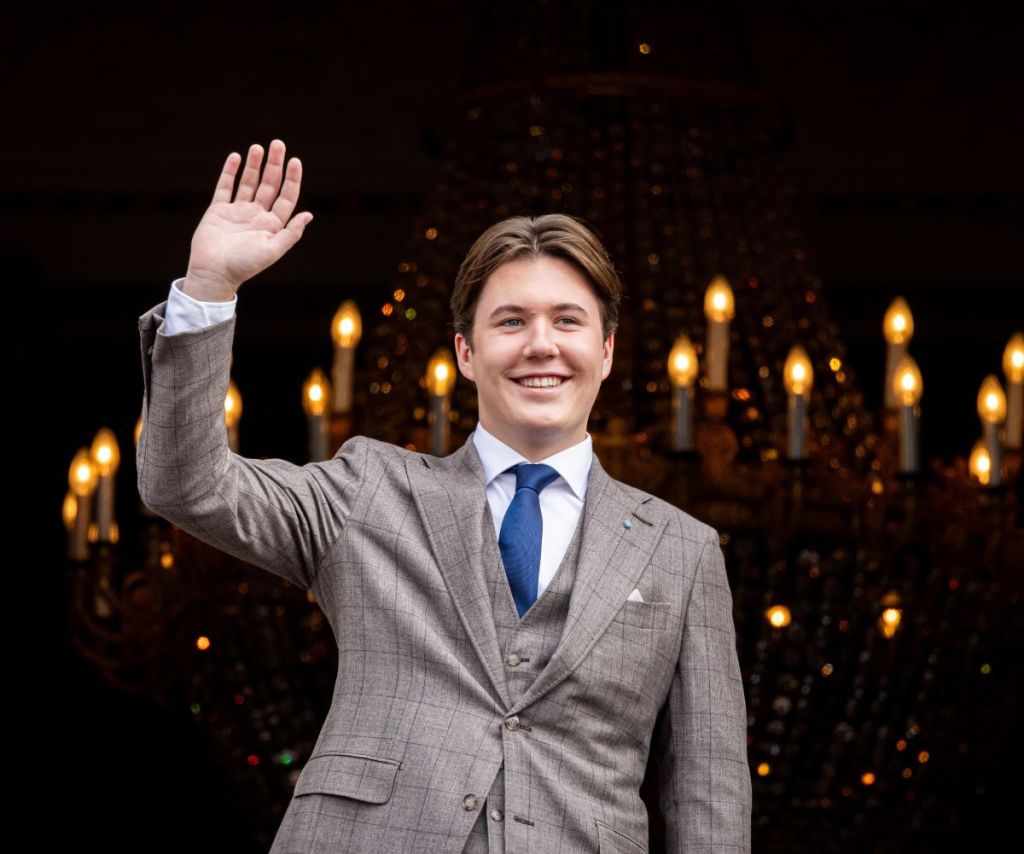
471, 420, 592, 596
161, 277, 593, 597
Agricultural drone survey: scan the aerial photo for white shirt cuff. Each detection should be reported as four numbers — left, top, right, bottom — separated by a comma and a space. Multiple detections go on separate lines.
163, 277, 238, 335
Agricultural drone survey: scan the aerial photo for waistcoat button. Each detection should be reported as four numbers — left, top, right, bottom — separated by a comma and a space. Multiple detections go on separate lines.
506, 653, 521, 666
490, 809, 504, 821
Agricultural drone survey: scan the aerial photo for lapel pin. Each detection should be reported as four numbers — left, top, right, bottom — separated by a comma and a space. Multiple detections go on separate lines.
623, 519, 633, 529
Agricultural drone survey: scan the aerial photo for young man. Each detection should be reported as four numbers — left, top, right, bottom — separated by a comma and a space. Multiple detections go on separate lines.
137, 140, 751, 853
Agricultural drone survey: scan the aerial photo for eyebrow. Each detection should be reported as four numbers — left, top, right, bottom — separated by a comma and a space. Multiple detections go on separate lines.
488, 303, 590, 319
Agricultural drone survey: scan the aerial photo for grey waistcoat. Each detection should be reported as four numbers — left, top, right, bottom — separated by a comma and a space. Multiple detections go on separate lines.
462, 497, 588, 854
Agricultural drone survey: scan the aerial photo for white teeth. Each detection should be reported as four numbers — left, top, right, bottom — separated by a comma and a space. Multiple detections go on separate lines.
517, 376, 565, 388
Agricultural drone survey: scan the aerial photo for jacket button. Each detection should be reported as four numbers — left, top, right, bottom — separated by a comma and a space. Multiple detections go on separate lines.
506, 653, 520, 666
462, 794, 479, 811
490, 809, 504, 821
505, 715, 520, 731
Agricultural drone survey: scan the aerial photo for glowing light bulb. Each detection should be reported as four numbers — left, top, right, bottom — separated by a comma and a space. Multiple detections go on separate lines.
69, 448, 98, 497
703, 275, 735, 323
1003, 332, 1024, 383
883, 297, 914, 345
224, 380, 243, 428
426, 348, 457, 397
90, 427, 120, 476
667, 334, 698, 387
331, 300, 363, 349
303, 368, 330, 417
62, 491, 77, 530
783, 345, 813, 396
976, 375, 1006, 424
879, 607, 902, 638
968, 439, 991, 485
893, 355, 923, 407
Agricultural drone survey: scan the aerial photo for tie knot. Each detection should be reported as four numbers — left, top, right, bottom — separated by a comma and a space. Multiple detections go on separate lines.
509, 462, 561, 494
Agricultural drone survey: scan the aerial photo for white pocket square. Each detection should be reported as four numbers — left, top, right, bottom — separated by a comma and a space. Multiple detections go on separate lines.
627, 587, 644, 602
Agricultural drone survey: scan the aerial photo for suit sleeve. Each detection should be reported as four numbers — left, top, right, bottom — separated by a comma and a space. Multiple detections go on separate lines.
654, 528, 752, 852
136, 299, 368, 591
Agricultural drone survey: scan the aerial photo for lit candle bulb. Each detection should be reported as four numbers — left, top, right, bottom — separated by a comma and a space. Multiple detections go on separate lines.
225, 378, 242, 453
783, 344, 813, 461
878, 591, 903, 639
703, 275, 734, 392
67, 448, 98, 561
878, 607, 902, 639
893, 354, 922, 474
1002, 332, 1023, 450
303, 368, 332, 462
62, 492, 75, 529
977, 375, 1006, 487
765, 605, 791, 628
331, 300, 362, 415
426, 347, 457, 456
883, 297, 914, 410
667, 334, 698, 452
968, 438, 991, 486
89, 427, 120, 544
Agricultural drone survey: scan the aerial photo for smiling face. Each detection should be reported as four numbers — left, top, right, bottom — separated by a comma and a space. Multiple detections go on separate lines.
454, 254, 614, 462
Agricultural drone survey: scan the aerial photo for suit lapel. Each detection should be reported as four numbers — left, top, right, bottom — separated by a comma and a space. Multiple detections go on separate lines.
406, 430, 669, 715
406, 434, 513, 709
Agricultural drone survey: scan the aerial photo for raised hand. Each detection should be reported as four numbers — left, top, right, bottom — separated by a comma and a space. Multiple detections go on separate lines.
182, 140, 313, 301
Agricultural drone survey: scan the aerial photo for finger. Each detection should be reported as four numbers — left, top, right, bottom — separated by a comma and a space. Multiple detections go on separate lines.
235, 143, 265, 203
211, 152, 242, 205
268, 211, 313, 258
270, 156, 303, 224
253, 139, 287, 210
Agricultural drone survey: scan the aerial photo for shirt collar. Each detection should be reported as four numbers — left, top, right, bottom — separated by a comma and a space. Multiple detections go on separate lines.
472, 419, 592, 501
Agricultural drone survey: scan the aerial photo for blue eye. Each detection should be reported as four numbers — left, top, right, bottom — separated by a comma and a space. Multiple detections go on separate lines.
500, 317, 578, 327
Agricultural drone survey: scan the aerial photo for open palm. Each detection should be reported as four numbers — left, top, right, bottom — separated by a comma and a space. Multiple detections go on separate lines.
185, 140, 313, 300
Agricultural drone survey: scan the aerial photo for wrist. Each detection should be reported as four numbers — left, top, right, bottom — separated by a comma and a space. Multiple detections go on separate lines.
182, 271, 238, 303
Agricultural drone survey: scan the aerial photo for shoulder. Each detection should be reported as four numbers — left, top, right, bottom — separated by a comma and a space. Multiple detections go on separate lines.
608, 475, 718, 546
327, 435, 420, 497
328, 434, 417, 479
336, 434, 416, 462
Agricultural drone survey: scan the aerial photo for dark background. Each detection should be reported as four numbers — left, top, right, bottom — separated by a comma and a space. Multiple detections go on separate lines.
12, 3, 1021, 465
10, 1, 1021, 850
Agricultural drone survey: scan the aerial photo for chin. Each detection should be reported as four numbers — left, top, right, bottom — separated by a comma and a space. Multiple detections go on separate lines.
520, 421, 567, 435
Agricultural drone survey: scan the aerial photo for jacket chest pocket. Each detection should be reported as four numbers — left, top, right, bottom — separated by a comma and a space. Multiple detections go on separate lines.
611, 599, 671, 630
578, 600, 674, 712
294, 751, 402, 804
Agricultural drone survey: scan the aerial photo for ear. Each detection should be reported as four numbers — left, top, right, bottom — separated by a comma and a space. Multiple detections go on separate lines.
455, 332, 476, 382
601, 332, 614, 380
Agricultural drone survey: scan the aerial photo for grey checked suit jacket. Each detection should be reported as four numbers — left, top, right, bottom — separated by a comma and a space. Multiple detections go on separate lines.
136, 299, 752, 853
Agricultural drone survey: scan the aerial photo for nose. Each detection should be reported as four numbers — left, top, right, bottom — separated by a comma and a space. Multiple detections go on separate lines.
522, 319, 559, 357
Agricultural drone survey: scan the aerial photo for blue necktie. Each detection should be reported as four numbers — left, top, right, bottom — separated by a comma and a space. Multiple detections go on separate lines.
499, 463, 561, 618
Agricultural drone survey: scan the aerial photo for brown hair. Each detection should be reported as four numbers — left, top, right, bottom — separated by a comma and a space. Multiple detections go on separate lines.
450, 213, 622, 350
